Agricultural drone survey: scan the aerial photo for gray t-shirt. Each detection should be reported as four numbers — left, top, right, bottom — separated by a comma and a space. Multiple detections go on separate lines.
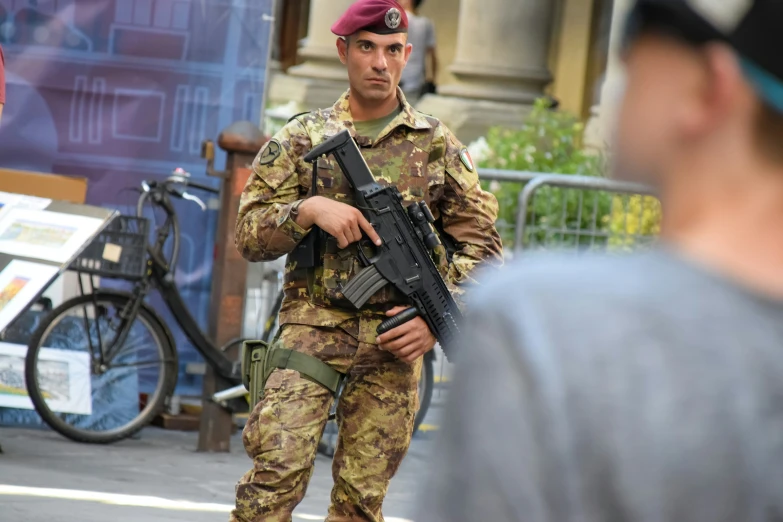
401, 12, 435, 95
418, 247, 783, 522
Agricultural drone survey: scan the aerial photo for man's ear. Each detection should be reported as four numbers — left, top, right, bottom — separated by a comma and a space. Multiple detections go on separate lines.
404, 42, 413, 64
337, 37, 348, 65
686, 43, 743, 138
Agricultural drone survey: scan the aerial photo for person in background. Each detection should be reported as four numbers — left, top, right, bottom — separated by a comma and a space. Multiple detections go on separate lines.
418, 1, 783, 521
398, 0, 437, 103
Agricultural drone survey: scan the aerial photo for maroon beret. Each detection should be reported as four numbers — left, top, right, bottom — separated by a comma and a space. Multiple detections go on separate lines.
331, 0, 408, 37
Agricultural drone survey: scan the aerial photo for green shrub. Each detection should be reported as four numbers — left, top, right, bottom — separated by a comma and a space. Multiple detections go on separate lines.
477, 98, 610, 249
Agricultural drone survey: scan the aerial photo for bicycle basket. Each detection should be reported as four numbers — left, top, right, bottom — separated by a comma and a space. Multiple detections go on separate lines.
70, 215, 150, 281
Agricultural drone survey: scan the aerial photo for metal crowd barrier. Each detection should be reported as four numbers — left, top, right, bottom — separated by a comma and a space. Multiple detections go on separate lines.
477, 169, 543, 252
477, 169, 661, 256
478, 168, 542, 184
513, 174, 659, 255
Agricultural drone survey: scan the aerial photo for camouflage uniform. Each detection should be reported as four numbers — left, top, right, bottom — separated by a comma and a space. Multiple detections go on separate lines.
231, 88, 503, 522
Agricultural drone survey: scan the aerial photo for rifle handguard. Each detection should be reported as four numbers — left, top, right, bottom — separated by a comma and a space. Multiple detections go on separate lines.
377, 307, 420, 335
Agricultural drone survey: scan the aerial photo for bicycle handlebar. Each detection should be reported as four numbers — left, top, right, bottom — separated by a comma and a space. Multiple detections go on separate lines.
167, 186, 185, 199
140, 170, 219, 213
136, 168, 218, 271
166, 175, 219, 195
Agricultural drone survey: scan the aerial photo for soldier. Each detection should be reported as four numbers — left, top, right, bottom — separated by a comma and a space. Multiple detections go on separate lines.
230, 0, 503, 520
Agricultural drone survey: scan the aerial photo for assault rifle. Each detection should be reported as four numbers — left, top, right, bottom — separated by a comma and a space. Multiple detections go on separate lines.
304, 129, 462, 360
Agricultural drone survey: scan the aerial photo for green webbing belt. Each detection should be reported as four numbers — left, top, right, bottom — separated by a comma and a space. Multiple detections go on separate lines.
269, 348, 343, 394
248, 343, 342, 395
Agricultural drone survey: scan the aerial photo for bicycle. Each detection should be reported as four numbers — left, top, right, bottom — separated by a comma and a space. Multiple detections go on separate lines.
24, 170, 434, 444
23, 170, 248, 443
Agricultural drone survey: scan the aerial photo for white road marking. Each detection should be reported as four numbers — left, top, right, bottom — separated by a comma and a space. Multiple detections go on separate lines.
0, 484, 414, 521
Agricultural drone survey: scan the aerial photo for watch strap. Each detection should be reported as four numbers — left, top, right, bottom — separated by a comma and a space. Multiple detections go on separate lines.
290, 199, 304, 218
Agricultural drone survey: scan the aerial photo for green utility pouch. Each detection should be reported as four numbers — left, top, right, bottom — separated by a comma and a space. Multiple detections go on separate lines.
241, 339, 344, 408
241, 340, 271, 408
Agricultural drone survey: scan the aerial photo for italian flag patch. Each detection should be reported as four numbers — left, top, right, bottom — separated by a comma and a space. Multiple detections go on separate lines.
459, 148, 475, 172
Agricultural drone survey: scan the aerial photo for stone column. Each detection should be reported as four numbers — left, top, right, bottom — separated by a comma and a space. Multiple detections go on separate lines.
268, 0, 355, 110
550, 0, 598, 117
417, 0, 557, 144
584, 0, 634, 151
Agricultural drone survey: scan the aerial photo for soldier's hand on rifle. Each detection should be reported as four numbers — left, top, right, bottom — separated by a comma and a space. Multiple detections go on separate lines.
376, 306, 437, 364
296, 196, 382, 249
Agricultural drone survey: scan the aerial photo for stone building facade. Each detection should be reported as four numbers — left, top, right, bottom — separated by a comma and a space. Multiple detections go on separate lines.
267, 0, 633, 146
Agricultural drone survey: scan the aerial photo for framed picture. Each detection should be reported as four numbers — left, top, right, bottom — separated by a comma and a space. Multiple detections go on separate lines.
0, 260, 60, 333
0, 207, 104, 263
0, 191, 52, 221
0, 342, 92, 415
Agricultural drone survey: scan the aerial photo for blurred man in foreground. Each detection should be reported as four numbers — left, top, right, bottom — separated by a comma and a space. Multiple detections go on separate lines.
419, 1, 783, 521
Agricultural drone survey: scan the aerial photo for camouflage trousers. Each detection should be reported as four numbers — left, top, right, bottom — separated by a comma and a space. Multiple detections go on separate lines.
230, 316, 422, 522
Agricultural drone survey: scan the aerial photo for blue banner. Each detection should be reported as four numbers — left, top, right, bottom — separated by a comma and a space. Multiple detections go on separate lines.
0, 0, 273, 399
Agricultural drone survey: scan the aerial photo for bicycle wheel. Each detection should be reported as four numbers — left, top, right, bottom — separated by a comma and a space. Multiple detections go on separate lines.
25, 291, 178, 444
413, 351, 434, 434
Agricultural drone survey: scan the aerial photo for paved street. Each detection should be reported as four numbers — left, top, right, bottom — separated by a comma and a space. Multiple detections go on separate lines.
0, 396, 447, 522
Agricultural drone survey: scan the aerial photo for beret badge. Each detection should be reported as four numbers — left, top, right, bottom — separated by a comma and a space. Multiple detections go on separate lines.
385, 7, 401, 29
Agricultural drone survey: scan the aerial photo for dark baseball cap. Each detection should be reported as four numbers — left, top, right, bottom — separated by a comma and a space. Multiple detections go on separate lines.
623, 0, 783, 112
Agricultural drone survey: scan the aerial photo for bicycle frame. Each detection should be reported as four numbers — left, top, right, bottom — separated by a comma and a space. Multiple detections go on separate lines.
149, 253, 238, 381
86, 178, 241, 385
144, 182, 241, 381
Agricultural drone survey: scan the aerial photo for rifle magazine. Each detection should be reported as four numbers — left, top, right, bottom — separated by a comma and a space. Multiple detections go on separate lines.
341, 264, 389, 308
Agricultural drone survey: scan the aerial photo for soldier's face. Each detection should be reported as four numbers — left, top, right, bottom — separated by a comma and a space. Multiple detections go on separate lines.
337, 31, 412, 102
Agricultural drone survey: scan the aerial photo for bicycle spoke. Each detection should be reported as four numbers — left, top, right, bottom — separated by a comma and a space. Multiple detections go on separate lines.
108, 359, 173, 370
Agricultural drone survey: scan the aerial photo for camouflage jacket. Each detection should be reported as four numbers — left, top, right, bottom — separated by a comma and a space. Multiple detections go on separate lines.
236, 89, 503, 333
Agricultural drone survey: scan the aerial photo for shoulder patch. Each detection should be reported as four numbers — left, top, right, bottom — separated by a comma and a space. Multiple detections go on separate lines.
459, 148, 475, 172
258, 139, 282, 165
